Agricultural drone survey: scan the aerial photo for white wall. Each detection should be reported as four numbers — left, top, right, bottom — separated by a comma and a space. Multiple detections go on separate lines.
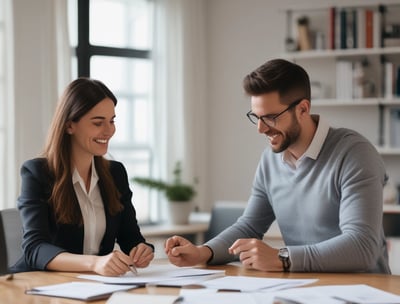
202, 0, 400, 211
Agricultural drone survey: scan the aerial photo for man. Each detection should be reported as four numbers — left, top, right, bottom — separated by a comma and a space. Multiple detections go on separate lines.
165, 59, 390, 273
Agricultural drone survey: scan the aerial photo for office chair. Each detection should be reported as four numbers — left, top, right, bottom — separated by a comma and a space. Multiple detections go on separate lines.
204, 201, 247, 242
0, 208, 23, 275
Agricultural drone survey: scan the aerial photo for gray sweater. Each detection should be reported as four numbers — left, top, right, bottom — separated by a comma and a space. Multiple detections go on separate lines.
206, 119, 390, 273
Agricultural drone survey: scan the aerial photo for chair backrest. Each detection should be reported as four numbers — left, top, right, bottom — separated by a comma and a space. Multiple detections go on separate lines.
0, 208, 23, 274
204, 201, 247, 242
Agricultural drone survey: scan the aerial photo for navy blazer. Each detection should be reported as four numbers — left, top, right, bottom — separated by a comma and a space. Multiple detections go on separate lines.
11, 158, 152, 273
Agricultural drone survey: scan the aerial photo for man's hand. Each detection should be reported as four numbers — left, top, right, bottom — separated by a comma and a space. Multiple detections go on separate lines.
164, 235, 212, 267
229, 238, 282, 272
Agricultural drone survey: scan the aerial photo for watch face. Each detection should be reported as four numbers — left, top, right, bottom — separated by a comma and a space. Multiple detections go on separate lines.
279, 248, 289, 258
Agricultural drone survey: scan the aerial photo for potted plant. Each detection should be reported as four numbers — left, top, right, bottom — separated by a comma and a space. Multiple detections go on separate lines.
132, 161, 196, 224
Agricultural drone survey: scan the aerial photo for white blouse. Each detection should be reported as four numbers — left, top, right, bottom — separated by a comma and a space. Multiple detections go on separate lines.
72, 160, 106, 255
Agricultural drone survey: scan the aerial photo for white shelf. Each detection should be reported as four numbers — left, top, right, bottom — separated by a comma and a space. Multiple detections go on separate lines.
312, 98, 400, 107
282, 47, 400, 60
376, 146, 400, 155
383, 204, 400, 213
312, 98, 380, 106
380, 99, 400, 106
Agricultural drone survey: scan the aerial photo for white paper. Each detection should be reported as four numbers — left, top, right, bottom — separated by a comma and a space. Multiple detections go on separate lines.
26, 282, 137, 301
303, 284, 400, 304
107, 292, 181, 304
180, 292, 275, 304
79, 263, 225, 286
201, 275, 318, 292
273, 288, 346, 304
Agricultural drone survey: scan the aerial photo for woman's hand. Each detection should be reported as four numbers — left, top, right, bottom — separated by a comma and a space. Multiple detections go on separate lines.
129, 243, 154, 268
92, 250, 133, 276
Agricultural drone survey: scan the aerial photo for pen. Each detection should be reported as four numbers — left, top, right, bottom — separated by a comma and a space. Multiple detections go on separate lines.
129, 264, 137, 276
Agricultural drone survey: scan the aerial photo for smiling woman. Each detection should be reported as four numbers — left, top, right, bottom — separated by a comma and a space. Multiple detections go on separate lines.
12, 77, 154, 276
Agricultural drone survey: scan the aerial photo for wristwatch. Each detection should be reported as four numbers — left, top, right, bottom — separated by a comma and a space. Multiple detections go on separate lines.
278, 247, 291, 272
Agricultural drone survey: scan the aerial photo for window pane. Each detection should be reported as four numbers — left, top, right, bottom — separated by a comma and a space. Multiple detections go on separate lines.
111, 97, 150, 146
90, 56, 152, 95
106, 149, 153, 221
90, 0, 152, 49
133, 98, 149, 144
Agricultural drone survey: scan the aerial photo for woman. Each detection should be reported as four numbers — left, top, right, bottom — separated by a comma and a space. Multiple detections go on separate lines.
12, 78, 154, 276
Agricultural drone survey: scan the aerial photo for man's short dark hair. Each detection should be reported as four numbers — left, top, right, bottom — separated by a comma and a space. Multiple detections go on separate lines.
243, 59, 311, 104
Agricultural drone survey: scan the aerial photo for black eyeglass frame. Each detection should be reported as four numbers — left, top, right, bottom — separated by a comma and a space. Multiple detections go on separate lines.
246, 98, 304, 127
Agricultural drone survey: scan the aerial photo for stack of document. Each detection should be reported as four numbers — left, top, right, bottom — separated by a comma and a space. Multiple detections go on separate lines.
25, 282, 137, 301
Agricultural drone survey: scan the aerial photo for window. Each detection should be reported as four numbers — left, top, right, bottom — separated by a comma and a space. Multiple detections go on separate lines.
69, 0, 156, 223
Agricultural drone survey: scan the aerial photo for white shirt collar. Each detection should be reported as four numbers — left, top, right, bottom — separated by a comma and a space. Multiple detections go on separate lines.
303, 114, 330, 161
72, 159, 99, 195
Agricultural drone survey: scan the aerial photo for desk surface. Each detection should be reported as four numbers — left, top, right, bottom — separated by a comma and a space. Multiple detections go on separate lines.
1, 260, 400, 304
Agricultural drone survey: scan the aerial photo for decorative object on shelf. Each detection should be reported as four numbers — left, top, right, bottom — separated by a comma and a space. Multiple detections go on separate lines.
132, 161, 197, 224
297, 16, 312, 51
383, 182, 398, 205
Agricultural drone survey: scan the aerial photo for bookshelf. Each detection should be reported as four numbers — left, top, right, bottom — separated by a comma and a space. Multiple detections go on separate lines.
282, 2, 400, 192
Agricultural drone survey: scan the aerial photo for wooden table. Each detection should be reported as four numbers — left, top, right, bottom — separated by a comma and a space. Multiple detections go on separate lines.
1, 260, 400, 303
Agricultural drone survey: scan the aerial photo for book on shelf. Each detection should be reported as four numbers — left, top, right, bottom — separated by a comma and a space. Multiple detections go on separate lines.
365, 9, 374, 48
336, 60, 369, 100
390, 108, 400, 148
356, 8, 366, 49
339, 9, 347, 49
383, 61, 395, 99
329, 7, 336, 49
397, 67, 400, 97
373, 10, 382, 48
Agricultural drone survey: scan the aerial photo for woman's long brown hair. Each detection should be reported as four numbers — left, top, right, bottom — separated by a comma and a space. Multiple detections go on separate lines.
43, 78, 123, 225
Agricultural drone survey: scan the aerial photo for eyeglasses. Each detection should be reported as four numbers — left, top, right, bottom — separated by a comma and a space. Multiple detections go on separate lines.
246, 98, 303, 127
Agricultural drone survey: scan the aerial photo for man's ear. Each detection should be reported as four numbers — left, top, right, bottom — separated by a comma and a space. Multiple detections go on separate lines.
298, 99, 310, 114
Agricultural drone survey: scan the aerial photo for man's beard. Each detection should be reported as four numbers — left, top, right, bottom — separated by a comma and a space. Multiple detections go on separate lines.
270, 114, 301, 153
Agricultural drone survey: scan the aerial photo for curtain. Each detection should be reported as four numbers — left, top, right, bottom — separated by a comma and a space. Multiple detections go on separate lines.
0, 0, 15, 209
153, 0, 207, 214
1, 0, 71, 210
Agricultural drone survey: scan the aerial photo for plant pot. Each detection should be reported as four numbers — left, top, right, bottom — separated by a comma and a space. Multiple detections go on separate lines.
168, 201, 192, 225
